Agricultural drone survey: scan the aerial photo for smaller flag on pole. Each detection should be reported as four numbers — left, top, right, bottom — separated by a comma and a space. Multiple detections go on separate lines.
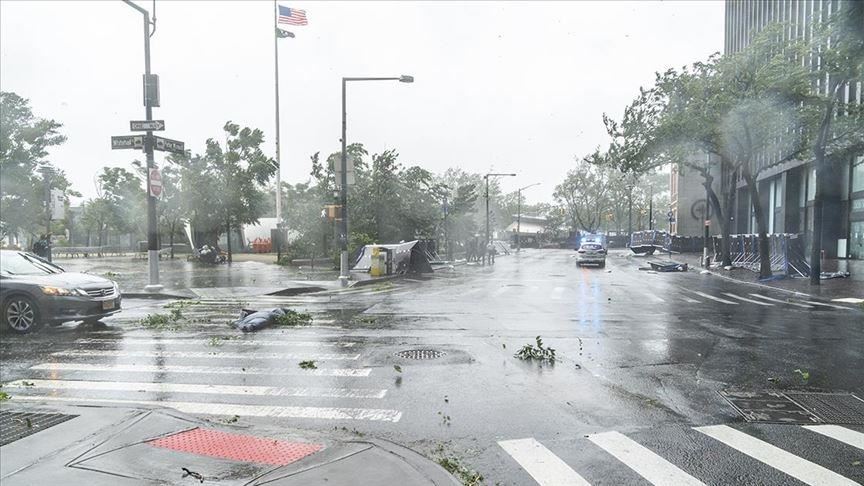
278, 5, 308, 26
276, 28, 295, 38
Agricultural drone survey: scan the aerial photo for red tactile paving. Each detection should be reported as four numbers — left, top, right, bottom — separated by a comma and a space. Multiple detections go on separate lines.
148, 428, 322, 466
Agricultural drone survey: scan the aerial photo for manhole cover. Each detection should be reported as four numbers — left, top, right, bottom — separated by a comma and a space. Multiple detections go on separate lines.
395, 349, 446, 360
784, 392, 864, 425
0, 411, 78, 446
719, 390, 819, 424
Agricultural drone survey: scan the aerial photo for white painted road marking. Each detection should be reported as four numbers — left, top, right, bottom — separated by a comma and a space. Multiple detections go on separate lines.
587, 431, 705, 486
801, 301, 855, 310
722, 293, 774, 306
748, 294, 813, 308
30, 362, 371, 377
681, 296, 701, 304
498, 438, 591, 486
10, 395, 402, 422
74, 338, 356, 348
695, 425, 859, 486
5, 379, 387, 399
802, 425, 864, 451
51, 350, 359, 360
687, 290, 738, 305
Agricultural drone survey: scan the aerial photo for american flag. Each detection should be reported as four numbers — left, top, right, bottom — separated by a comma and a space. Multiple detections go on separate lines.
278, 5, 308, 26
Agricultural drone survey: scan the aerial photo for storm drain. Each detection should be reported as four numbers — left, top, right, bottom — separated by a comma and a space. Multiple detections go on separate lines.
395, 349, 446, 360
784, 392, 864, 425
720, 390, 864, 425
0, 411, 78, 447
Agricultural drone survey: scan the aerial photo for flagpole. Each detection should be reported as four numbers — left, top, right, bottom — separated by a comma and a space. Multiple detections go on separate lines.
273, 0, 283, 227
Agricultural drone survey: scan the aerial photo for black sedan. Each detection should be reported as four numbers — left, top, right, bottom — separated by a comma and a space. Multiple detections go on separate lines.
0, 250, 121, 333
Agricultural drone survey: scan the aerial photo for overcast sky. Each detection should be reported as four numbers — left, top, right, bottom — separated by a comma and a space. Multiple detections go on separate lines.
1, 0, 723, 204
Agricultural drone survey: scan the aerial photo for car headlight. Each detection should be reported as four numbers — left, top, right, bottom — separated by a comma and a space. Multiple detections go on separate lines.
41, 286, 81, 296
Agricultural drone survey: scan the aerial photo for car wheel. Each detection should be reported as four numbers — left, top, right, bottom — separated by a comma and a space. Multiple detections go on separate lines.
3, 296, 40, 334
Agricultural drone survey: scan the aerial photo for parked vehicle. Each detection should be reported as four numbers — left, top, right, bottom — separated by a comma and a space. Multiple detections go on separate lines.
0, 250, 121, 333
576, 240, 607, 268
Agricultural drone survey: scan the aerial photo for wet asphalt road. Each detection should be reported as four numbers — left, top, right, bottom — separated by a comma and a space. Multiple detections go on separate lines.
1, 249, 863, 485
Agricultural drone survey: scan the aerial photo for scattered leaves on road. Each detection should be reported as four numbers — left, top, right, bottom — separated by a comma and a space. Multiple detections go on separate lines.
139, 312, 184, 330
299, 360, 317, 369
393, 365, 402, 373
437, 411, 452, 426
220, 415, 239, 424
515, 336, 557, 365
0, 391, 11, 401
436, 456, 483, 486
275, 310, 313, 327
794, 369, 810, 381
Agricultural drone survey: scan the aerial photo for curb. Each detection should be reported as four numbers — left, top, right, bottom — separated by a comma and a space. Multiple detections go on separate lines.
122, 292, 193, 300
349, 274, 407, 288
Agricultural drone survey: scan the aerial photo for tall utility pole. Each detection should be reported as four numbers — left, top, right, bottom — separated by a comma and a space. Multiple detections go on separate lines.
122, 0, 161, 292
339, 75, 414, 286
273, 0, 282, 227
484, 173, 516, 251
648, 184, 654, 231
515, 182, 540, 252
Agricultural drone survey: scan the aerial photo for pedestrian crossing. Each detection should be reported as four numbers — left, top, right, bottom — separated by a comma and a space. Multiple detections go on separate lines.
500, 424, 864, 485
7, 332, 403, 424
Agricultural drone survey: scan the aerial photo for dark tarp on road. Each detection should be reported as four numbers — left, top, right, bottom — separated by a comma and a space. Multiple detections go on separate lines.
352, 240, 434, 275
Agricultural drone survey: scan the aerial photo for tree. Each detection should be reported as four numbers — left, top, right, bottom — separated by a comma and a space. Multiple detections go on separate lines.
80, 197, 117, 249
797, 4, 864, 284
0, 92, 69, 243
96, 166, 146, 247
154, 162, 186, 258
554, 151, 616, 234
206, 122, 276, 262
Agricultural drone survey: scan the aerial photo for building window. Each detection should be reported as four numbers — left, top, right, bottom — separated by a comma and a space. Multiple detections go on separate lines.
808, 167, 816, 201
853, 155, 864, 194
775, 179, 783, 208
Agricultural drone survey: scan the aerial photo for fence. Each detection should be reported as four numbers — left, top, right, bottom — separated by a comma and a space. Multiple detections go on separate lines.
710, 233, 810, 277
52, 246, 130, 258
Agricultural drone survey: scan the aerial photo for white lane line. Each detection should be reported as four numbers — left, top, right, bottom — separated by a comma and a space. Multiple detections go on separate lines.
74, 338, 355, 348
748, 294, 813, 308
832, 298, 864, 304
51, 350, 359, 360
493, 286, 511, 297
695, 425, 859, 486
30, 363, 371, 377
687, 290, 739, 305
587, 431, 705, 486
801, 301, 855, 310
681, 296, 701, 304
4, 379, 387, 399
498, 438, 591, 486
551, 287, 567, 301
643, 293, 666, 303
722, 293, 774, 306
10, 395, 402, 422
461, 287, 485, 296
802, 425, 864, 451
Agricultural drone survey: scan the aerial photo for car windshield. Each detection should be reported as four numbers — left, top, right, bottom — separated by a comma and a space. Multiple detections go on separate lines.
0, 251, 64, 275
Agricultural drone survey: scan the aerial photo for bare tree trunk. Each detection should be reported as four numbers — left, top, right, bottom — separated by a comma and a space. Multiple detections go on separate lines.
226, 217, 233, 264
169, 221, 175, 259
810, 163, 825, 285
742, 171, 772, 278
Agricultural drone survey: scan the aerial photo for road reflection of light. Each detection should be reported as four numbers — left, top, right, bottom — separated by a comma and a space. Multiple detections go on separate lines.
640, 339, 670, 361
576, 268, 604, 333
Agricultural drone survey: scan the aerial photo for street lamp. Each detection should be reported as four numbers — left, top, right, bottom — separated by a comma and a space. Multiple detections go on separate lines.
484, 173, 516, 253
122, 0, 162, 292
339, 75, 413, 286
516, 183, 540, 253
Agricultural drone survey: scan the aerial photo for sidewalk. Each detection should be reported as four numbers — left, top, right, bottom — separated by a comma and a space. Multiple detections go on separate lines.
654, 251, 863, 303
0, 402, 459, 486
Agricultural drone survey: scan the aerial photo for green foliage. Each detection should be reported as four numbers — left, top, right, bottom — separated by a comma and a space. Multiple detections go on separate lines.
0, 391, 10, 401
139, 311, 183, 330
515, 336, 557, 365
794, 368, 810, 381
0, 92, 70, 241
274, 309, 313, 327
299, 360, 317, 369
436, 456, 484, 486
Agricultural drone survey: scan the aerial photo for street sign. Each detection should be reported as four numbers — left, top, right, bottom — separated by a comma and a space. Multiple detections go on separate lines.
130, 120, 165, 131
111, 135, 144, 150
50, 189, 65, 220
149, 168, 162, 198
153, 136, 185, 154
334, 155, 355, 188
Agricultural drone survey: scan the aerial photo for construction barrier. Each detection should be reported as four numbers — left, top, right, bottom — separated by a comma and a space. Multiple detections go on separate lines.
709, 233, 810, 277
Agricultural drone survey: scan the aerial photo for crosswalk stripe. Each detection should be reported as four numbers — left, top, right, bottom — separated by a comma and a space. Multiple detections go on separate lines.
801, 301, 855, 310
722, 293, 774, 306
9, 395, 402, 422
695, 425, 859, 486
30, 363, 371, 377
802, 425, 864, 451
748, 294, 813, 308
51, 350, 359, 360
4, 379, 387, 399
74, 338, 356, 348
587, 431, 705, 486
498, 438, 591, 486
687, 290, 738, 305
